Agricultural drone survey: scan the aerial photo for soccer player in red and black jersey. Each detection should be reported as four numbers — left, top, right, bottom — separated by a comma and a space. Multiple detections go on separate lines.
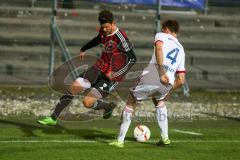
37, 10, 136, 126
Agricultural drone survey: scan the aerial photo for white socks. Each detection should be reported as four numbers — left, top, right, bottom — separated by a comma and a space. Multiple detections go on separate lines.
156, 101, 168, 139
117, 106, 133, 143
117, 102, 168, 143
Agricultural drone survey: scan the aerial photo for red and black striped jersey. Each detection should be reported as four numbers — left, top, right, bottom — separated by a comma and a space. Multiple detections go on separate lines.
81, 28, 136, 81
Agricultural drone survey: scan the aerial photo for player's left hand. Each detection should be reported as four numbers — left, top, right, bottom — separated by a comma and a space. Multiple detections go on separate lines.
79, 51, 86, 61
106, 72, 112, 80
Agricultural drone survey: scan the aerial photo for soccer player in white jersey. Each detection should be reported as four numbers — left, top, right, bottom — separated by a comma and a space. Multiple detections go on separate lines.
109, 20, 186, 148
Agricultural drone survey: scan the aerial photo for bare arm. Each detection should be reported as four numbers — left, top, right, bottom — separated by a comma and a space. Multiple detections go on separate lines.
155, 41, 169, 85
160, 73, 185, 101
172, 72, 185, 90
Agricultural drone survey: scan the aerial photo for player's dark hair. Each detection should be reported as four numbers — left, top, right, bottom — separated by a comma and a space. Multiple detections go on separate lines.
98, 10, 114, 24
162, 19, 179, 34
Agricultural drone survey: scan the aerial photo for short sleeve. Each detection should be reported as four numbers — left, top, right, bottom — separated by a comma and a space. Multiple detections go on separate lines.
154, 32, 165, 44
176, 50, 186, 74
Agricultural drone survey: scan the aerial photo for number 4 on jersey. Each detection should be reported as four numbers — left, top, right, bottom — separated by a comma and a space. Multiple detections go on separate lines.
166, 48, 179, 65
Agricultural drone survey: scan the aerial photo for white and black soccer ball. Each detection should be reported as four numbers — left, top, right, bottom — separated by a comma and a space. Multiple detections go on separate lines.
133, 125, 151, 142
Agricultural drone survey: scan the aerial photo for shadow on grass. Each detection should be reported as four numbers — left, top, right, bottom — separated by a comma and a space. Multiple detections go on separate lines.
0, 118, 116, 141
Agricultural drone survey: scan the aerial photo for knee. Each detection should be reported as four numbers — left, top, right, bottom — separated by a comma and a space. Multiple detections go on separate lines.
122, 106, 134, 121
156, 101, 165, 108
82, 97, 95, 108
69, 80, 82, 95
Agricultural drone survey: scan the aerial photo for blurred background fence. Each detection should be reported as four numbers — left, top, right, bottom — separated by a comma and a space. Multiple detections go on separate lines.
0, 0, 240, 90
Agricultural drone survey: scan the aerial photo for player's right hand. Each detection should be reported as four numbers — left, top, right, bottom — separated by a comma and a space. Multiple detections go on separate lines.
160, 73, 169, 86
79, 51, 86, 61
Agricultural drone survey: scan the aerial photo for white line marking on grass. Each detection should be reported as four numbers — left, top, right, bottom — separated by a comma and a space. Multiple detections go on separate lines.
0, 139, 240, 143
172, 129, 203, 136
172, 140, 240, 143
140, 140, 240, 143
0, 140, 97, 143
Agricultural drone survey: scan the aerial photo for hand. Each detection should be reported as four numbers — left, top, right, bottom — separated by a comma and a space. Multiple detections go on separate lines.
160, 73, 169, 86
79, 51, 86, 61
106, 72, 112, 80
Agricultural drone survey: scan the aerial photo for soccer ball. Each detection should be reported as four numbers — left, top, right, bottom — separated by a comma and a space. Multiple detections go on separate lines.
133, 125, 151, 142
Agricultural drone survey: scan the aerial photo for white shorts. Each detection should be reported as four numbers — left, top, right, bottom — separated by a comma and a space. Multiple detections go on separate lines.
130, 64, 172, 101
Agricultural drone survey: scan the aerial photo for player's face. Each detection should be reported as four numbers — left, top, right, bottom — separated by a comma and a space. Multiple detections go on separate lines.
101, 22, 115, 35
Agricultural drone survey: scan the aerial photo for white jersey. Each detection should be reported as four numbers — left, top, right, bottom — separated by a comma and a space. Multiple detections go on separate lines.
149, 32, 186, 85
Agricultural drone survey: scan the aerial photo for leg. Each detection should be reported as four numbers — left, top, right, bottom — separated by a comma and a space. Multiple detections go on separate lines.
153, 97, 170, 145
51, 78, 88, 120
110, 72, 156, 146
83, 78, 118, 119
37, 78, 90, 126
82, 87, 117, 119
117, 93, 136, 142
110, 68, 162, 147
109, 93, 136, 147
82, 88, 100, 109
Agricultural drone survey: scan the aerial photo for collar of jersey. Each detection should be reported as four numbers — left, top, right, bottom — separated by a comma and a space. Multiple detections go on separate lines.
107, 28, 119, 37
164, 32, 178, 41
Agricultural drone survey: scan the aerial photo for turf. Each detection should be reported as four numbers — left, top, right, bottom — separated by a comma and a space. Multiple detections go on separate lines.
0, 117, 239, 160
1, 85, 240, 103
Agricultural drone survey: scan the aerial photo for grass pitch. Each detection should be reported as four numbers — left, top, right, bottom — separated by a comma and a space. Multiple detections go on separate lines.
0, 117, 239, 160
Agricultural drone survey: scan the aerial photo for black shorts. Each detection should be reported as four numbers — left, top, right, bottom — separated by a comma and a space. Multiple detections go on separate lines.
78, 66, 118, 98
